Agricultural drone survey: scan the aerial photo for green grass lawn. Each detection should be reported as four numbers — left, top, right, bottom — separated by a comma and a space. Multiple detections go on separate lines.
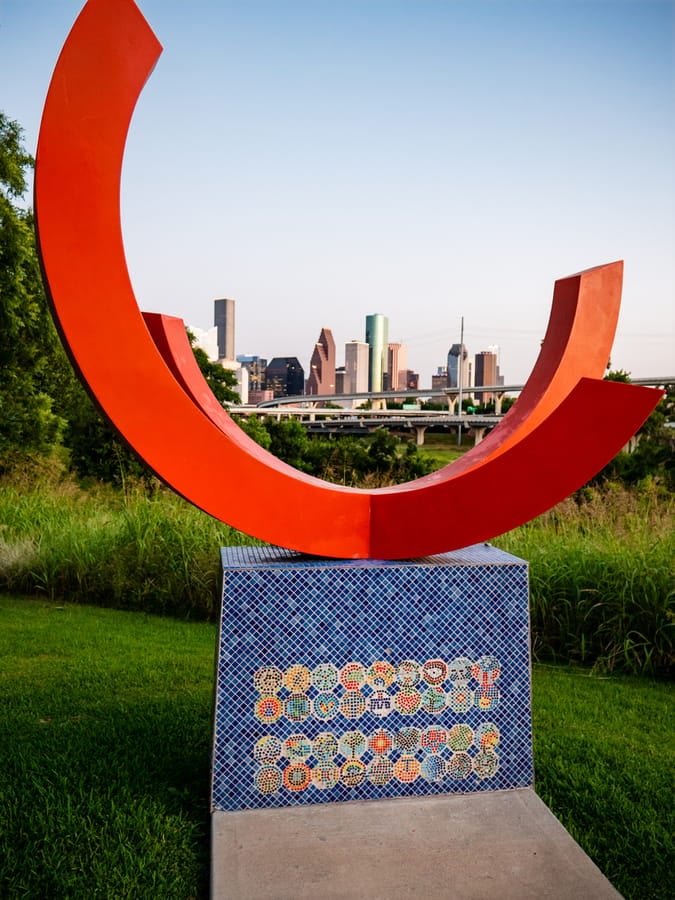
0, 596, 672, 899
416, 431, 473, 469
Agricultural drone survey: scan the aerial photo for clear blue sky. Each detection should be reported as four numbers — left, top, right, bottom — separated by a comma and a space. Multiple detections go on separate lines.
2, 0, 673, 384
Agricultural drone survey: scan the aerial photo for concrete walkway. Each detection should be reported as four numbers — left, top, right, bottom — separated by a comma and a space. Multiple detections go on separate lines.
211, 788, 622, 899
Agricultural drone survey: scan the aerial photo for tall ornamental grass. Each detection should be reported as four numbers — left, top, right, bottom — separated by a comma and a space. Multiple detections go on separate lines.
1, 474, 672, 673
494, 482, 673, 676
0, 478, 252, 619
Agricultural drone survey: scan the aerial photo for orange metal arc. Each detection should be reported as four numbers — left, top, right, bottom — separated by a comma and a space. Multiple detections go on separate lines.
370, 378, 660, 558
142, 312, 260, 435
35, 0, 663, 559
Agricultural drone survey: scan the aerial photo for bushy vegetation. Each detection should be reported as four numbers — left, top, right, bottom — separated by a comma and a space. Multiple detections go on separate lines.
0, 475, 248, 620
236, 416, 434, 485
0, 468, 671, 675
494, 482, 673, 676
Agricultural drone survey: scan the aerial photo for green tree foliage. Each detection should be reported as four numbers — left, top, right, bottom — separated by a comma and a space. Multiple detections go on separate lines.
605, 368, 632, 384
64, 329, 240, 487
264, 418, 311, 472
235, 417, 434, 486
0, 113, 64, 465
235, 415, 272, 451
592, 373, 674, 491
63, 381, 155, 488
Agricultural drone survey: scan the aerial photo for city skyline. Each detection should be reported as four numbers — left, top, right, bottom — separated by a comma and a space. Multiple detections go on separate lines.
3, 1, 673, 384
195, 299, 508, 399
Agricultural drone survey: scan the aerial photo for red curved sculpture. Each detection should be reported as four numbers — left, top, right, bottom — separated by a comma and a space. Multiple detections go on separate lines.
35, 0, 663, 559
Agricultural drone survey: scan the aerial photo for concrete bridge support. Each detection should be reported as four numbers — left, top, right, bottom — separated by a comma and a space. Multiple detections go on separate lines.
414, 425, 427, 446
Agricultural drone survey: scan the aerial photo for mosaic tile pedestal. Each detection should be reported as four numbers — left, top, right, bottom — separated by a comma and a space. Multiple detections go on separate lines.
211, 545, 620, 898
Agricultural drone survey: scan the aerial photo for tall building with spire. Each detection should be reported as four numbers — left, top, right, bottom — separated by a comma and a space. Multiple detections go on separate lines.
306, 328, 336, 395
447, 343, 471, 390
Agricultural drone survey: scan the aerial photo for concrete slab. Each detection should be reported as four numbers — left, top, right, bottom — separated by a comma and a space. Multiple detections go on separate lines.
211, 788, 621, 899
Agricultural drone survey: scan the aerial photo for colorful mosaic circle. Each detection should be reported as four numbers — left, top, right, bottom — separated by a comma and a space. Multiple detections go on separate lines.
284, 733, 312, 761
368, 729, 394, 756
339, 730, 367, 759
366, 660, 396, 689
340, 662, 366, 691
253, 665, 283, 695
395, 660, 421, 687
284, 693, 311, 722
283, 664, 311, 693
283, 762, 312, 792
447, 657, 473, 684
313, 692, 339, 721
447, 724, 474, 752
253, 735, 282, 764
312, 763, 340, 790
394, 727, 420, 752
311, 663, 338, 691
472, 655, 501, 684
476, 722, 500, 751
447, 752, 473, 780
394, 687, 422, 716
420, 754, 446, 782
422, 659, 448, 685
254, 695, 283, 724
340, 690, 366, 720
340, 759, 366, 787
473, 750, 499, 779
368, 690, 393, 717
247, 650, 507, 803
367, 756, 394, 786
476, 685, 500, 711
420, 685, 446, 715
394, 755, 421, 784
255, 765, 282, 794
421, 727, 448, 754
313, 732, 339, 761
446, 686, 474, 713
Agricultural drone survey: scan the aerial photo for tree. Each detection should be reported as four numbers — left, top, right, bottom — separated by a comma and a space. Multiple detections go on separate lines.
234, 415, 272, 451
264, 418, 311, 472
589, 371, 674, 490
236, 417, 434, 486
0, 113, 65, 466
64, 330, 241, 486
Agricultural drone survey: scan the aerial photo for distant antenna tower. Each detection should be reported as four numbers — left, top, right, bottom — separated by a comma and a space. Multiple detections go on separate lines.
457, 316, 464, 447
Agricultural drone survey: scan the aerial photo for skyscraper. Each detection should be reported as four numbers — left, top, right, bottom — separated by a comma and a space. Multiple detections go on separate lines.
365, 314, 389, 392
447, 343, 471, 390
214, 298, 235, 362
237, 355, 268, 393
431, 366, 449, 392
305, 328, 336, 395
387, 343, 408, 391
265, 357, 304, 398
344, 341, 369, 394
474, 350, 498, 403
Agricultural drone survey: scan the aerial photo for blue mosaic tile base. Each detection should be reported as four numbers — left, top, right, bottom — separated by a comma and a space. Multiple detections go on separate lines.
212, 544, 533, 812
